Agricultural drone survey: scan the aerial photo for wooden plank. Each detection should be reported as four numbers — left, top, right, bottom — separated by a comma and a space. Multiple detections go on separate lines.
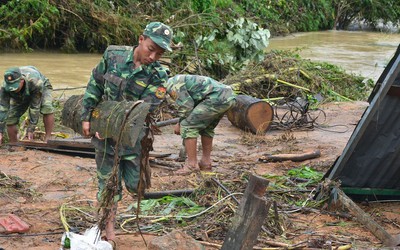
221, 174, 270, 250
47, 138, 93, 148
8, 140, 95, 157
8, 139, 171, 159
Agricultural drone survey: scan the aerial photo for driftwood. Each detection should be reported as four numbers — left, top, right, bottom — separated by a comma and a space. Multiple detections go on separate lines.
227, 95, 273, 134
61, 95, 150, 147
259, 149, 321, 162
336, 189, 400, 247
221, 174, 271, 250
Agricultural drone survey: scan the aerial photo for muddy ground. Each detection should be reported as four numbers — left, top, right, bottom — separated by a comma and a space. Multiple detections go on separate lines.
1, 101, 400, 250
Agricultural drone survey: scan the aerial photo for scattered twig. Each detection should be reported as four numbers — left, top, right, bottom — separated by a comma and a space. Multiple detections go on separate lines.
197, 240, 222, 249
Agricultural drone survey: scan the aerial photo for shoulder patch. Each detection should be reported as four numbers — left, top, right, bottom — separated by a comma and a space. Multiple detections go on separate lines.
155, 86, 166, 99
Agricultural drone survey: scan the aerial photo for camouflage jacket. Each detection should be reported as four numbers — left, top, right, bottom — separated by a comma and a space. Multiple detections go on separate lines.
0, 66, 51, 133
164, 75, 236, 120
81, 45, 169, 122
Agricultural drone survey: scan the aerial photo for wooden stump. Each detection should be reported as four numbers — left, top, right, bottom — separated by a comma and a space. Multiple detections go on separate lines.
227, 95, 273, 134
221, 174, 270, 250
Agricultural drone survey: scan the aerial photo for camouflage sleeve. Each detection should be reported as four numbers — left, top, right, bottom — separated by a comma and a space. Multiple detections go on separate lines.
81, 57, 107, 121
27, 80, 43, 132
0, 87, 10, 133
174, 84, 195, 120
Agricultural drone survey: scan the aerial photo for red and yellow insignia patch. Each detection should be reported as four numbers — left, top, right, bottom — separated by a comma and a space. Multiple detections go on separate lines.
155, 86, 166, 99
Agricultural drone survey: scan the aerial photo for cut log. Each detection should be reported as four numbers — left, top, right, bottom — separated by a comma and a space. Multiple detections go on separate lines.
61, 94, 150, 147
227, 95, 273, 134
221, 174, 271, 250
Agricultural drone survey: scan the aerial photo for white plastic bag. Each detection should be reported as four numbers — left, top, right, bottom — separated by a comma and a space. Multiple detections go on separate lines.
63, 225, 112, 250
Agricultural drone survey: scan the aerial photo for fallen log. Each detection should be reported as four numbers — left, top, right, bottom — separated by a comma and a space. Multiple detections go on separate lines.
61, 95, 150, 147
221, 174, 271, 250
336, 188, 400, 247
227, 95, 273, 134
259, 149, 321, 162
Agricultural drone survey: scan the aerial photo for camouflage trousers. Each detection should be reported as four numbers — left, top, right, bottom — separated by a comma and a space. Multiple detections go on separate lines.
93, 129, 144, 202
180, 95, 236, 139
95, 150, 140, 202
6, 86, 54, 125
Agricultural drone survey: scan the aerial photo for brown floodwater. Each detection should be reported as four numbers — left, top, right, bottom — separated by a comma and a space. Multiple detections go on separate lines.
0, 52, 101, 97
267, 30, 400, 82
0, 31, 399, 98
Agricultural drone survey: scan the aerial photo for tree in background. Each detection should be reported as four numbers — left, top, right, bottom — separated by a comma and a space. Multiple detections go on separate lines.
0, 0, 398, 79
333, 0, 400, 30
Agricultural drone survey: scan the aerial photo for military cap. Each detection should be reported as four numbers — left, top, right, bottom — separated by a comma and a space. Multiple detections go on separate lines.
143, 22, 173, 52
4, 67, 22, 92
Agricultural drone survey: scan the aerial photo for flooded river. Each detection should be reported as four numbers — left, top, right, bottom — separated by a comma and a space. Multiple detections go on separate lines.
0, 30, 399, 98
267, 30, 400, 82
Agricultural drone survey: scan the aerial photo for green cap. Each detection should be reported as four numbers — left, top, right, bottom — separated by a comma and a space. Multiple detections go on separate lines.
143, 22, 173, 52
4, 67, 22, 92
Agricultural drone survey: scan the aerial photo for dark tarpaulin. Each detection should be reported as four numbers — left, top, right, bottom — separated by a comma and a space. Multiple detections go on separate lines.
326, 44, 400, 198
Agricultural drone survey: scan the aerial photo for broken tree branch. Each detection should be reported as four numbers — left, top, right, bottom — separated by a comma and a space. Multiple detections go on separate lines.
336, 188, 400, 247
259, 149, 321, 162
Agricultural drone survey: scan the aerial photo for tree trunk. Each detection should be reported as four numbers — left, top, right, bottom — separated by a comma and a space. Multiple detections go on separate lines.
61, 94, 150, 148
227, 95, 273, 134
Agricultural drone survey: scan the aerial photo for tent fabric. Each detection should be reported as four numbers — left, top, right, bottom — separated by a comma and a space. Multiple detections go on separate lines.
327, 44, 400, 193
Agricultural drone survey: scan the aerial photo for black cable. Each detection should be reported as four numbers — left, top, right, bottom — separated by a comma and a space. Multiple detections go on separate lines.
0, 231, 64, 238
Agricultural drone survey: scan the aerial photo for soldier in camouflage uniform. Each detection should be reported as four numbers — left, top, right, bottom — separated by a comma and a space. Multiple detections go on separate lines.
164, 74, 236, 174
0, 66, 55, 144
81, 21, 172, 242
